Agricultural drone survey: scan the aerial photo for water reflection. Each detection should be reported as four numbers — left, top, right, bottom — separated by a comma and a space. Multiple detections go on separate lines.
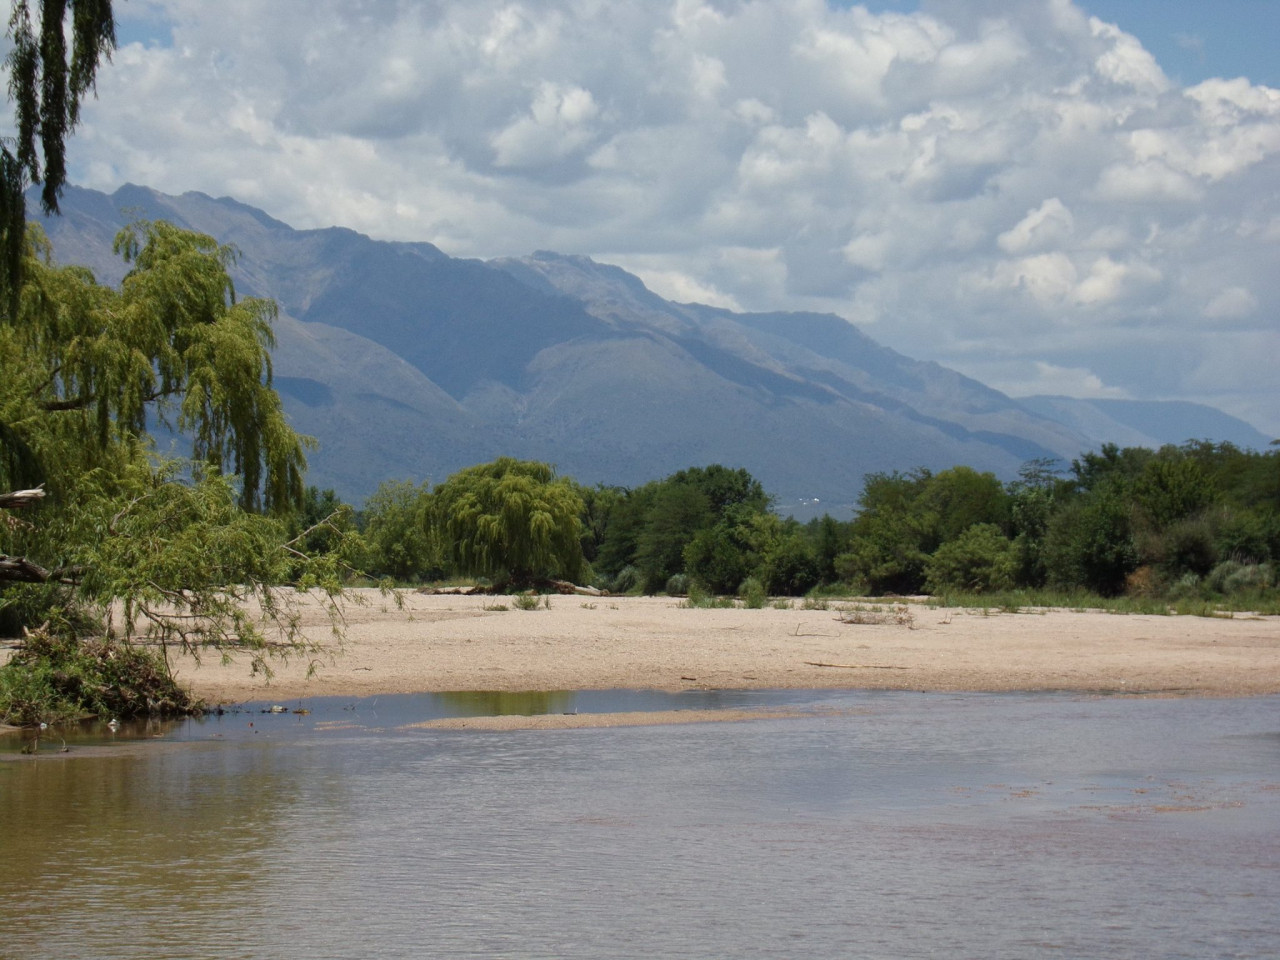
431, 689, 576, 717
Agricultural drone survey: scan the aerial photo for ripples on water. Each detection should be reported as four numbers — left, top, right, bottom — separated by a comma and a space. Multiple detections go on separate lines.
2, 691, 1279, 959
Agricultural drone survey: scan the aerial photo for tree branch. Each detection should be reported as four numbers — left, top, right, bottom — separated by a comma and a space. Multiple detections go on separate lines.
0, 555, 82, 584
38, 386, 170, 413
0, 486, 45, 510
0, 554, 51, 582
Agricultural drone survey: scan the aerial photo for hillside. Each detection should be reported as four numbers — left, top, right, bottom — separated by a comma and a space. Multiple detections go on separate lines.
35, 184, 1268, 515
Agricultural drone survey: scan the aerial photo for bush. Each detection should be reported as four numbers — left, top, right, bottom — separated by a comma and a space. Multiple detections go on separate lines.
1205, 560, 1275, 596
1145, 515, 1217, 580
760, 536, 820, 596
683, 523, 753, 596
1044, 493, 1137, 596
1214, 512, 1276, 565
1225, 561, 1274, 593
1124, 565, 1164, 598
665, 573, 690, 596
739, 577, 767, 609
1166, 572, 1203, 602
923, 524, 1018, 594
0, 625, 201, 726
610, 565, 640, 594
682, 581, 734, 608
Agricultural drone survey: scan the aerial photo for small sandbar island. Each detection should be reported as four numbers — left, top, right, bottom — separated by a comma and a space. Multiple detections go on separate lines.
172, 591, 1280, 711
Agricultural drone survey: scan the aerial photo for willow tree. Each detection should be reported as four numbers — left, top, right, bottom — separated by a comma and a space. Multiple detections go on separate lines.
3, 0, 116, 307
0, 223, 338, 723
432, 458, 585, 588
0, 220, 308, 511
0, 2, 354, 726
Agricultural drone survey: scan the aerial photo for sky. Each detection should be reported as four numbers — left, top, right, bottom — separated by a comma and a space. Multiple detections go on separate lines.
37, 0, 1280, 436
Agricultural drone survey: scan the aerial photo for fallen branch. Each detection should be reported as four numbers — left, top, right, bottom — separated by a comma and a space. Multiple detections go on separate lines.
547, 579, 604, 597
0, 555, 52, 583
0, 486, 45, 510
835, 605, 915, 628
0, 555, 79, 585
803, 660, 909, 670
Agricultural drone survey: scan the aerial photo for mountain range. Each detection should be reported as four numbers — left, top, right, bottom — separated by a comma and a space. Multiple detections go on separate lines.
34, 185, 1274, 518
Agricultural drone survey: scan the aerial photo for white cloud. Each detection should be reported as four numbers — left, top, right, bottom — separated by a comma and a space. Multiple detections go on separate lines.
491, 82, 601, 167
1089, 16, 1169, 94
1023, 361, 1131, 399
998, 198, 1074, 254
40, 0, 1280, 437
627, 269, 742, 311
1203, 286, 1258, 320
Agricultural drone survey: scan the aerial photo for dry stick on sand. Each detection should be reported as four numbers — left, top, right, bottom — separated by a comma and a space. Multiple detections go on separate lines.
804, 661, 910, 670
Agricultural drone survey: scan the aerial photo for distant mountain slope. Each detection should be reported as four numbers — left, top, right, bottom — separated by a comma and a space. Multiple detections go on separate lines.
1017, 396, 1274, 453
32, 185, 1268, 515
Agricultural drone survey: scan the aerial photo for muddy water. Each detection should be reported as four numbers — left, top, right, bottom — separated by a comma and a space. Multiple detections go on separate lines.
2, 691, 1279, 959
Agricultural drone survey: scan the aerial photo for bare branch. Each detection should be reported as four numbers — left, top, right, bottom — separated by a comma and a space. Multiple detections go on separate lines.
0, 486, 46, 510
0, 554, 81, 584
0, 554, 51, 582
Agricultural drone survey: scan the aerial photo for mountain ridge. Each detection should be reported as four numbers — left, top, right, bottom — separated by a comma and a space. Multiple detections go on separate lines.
33, 185, 1270, 516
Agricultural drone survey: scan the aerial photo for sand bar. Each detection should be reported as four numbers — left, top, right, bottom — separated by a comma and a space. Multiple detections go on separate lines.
159, 590, 1280, 703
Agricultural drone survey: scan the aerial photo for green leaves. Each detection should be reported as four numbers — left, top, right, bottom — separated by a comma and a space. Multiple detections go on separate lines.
1, 1, 116, 303
5, 0, 116, 214
3, 220, 308, 513
432, 457, 584, 586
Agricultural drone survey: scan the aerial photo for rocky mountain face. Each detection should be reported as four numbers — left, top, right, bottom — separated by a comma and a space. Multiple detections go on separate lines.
34, 185, 1268, 516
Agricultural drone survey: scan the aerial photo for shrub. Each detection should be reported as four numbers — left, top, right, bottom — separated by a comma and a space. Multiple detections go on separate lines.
1124, 565, 1163, 598
682, 581, 734, 608
760, 537, 820, 596
610, 565, 640, 594
1166, 572, 1203, 602
1044, 493, 1137, 596
1147, 516, 1217, 579
665, 573, 690, 596
685, 581, 709, 607
739, 577, 767, 609
1225, 561, 1274, 594
0, 626, 201, 726
923, 524, 1018, 594
1206, 560, 1275, 595
683, 523, 753, 596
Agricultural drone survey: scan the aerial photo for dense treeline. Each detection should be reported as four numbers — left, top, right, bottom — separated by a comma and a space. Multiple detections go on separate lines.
354, 440, 1279, 606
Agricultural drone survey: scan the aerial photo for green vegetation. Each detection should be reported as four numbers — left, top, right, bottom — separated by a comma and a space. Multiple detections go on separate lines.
431, 457, 584, 589
347, 441, 1277, 619
0, 225, 349, 724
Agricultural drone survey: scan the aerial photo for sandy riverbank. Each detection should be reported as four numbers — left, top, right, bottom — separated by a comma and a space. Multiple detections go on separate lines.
162, 590, 1280, 703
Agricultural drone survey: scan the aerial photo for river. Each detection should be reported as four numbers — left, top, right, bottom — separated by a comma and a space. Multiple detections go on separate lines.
3, 690, 1278, 959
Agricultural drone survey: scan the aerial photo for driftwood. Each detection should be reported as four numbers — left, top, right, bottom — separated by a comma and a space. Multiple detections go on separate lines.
546, 579, 604, 597
803, 660, 909, 670
0, 487, 45, 510
1, 487, 63, 583
418, 579, 605, 597
0, 555, 55, 583
835, 605, 915, 628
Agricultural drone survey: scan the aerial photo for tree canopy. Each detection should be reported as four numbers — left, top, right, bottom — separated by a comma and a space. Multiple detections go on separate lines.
0, 222, 333, 722
431, 457, 585, 587
0, 220, 308, 513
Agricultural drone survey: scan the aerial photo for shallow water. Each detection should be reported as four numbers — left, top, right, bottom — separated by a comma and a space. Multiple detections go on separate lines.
3, 691, 1279, 959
